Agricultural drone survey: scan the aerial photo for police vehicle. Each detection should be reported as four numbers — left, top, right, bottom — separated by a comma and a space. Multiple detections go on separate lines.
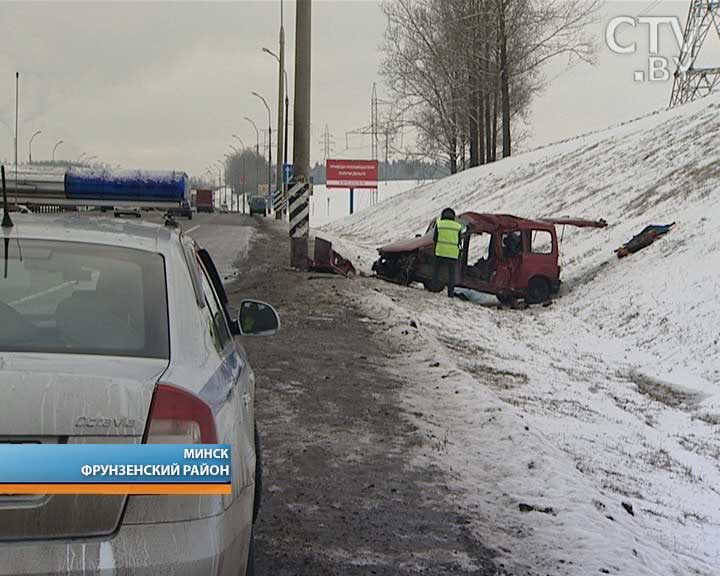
0, 165, 276, 575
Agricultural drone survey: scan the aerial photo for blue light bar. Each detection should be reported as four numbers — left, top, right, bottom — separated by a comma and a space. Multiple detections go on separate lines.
65, 168, 189, 204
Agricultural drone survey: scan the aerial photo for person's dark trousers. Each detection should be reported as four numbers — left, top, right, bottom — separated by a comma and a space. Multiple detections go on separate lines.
432, 255, 457, 297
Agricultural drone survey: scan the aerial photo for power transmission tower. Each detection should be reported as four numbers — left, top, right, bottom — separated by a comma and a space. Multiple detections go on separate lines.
371, 83, 379, 169
319, 124, 335, 162
670, 0, 720, 107
345, 83, 403, 204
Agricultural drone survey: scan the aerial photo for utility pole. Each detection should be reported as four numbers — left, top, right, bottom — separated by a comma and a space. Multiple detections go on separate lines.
277, 0, 286, 219
283, 73, 289, 204
670, 0, 720, 107
14, 72, 19, 201
289, 0, 311, 269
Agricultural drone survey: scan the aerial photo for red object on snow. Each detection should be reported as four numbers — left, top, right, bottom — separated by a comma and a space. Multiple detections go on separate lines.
373, 212, 608, 305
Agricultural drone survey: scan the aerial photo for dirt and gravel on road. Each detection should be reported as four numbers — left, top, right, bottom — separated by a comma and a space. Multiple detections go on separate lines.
226, 216, 504, 575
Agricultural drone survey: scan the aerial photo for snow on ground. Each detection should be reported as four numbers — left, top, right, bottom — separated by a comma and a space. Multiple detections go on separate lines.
322, 95, 720, 574
309, 179, 431, 228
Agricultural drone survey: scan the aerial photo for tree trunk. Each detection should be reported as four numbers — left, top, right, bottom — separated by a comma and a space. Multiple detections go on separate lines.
448, 126, 458, 174
469, 91, 479, 168
498, 0, 511, 158
492, 88, 498, 162
468, 2, 480, 169
449, 151, 458, 174
484, 32, 493, 165
478, 88, 486, 165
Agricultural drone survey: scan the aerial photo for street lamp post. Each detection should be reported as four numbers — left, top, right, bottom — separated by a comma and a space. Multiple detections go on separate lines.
29, 130, 42, 164
52, 140, 64, 162
229, 142, 245, 212
251, 91, 272, 210
232, 134, 245, 149
263, 46, 290, 219
244, 117, 260, 198
215, 161, 224, 208
224, 153, 230, 210
232, 135, 248, 213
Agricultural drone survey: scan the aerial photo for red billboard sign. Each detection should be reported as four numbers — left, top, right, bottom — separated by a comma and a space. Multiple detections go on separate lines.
326, 159, 378, 189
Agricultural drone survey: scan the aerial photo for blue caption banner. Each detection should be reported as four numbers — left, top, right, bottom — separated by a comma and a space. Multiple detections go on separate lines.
0, 444, 232, 484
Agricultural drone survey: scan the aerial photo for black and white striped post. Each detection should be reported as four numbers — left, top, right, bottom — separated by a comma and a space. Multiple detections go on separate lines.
288, 180, 310, 268
272, 188, 285, 216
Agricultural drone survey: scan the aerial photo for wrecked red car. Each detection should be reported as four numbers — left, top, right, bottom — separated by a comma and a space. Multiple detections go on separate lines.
372, 213, 607, 304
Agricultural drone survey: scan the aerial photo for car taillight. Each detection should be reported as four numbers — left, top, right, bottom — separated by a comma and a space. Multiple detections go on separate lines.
144, 383, 218, 444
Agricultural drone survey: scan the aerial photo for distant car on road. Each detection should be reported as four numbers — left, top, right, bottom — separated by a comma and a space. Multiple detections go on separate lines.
249, 196, 267, 217
113, 206, 142, 218
195, 189, 214, 213
167, 199, 193, 220
0, 200, 280, 575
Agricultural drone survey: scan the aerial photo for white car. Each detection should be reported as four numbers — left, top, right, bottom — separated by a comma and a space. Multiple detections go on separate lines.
113, 206, 142, 218
0, 208, 278, 575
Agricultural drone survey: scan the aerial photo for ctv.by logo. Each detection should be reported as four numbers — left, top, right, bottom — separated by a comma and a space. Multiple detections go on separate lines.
606, 16, 684, 82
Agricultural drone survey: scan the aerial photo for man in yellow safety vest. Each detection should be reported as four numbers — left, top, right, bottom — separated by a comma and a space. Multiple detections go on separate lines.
432, 207, 463, 298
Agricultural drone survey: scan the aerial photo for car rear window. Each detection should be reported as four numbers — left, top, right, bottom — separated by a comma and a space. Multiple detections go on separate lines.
0, 240, 169, 358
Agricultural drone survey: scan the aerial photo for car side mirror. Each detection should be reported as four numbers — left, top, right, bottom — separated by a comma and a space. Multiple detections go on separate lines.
237, 300, 280, 336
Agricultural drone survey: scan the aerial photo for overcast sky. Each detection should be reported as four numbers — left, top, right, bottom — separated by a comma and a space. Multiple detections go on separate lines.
0, 1, 704, 179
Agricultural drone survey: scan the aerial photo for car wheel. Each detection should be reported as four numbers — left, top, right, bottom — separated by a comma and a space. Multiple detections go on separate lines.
253, 425, 262, 524
244, 527, 256, 576
526, 277, 551, 304
422, 279, 444, 293
497, 294, 514, 306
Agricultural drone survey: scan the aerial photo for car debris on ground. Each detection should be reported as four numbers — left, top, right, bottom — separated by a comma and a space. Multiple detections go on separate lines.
306, 236, 357, 277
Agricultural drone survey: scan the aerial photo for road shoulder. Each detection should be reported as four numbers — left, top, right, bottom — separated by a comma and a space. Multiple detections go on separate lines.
228, 218, 503, 576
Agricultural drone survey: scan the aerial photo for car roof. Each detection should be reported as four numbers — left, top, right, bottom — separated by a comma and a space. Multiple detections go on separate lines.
0, 212, 176, 253
458, 212, 555, 232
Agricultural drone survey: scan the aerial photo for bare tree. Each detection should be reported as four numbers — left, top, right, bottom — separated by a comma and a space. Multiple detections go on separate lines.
380, 0, 599, 169
224, 149, 269, 198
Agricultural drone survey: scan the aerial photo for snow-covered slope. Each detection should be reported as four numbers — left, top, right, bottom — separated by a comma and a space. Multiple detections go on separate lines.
324, 95, 720, 574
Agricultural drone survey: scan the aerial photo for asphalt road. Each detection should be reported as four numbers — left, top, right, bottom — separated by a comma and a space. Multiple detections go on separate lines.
181, 212, 505, 576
